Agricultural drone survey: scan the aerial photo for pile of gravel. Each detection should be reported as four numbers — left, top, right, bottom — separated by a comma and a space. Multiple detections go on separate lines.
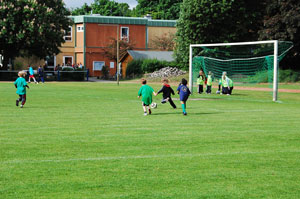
146, 67, 186, 78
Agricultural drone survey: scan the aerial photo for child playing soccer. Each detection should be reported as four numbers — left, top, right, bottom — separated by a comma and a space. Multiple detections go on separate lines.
177, 78, 191, 116
155, 78, 176, 109
28, 65, 37, 84
14, 71, 29, 108
138, 79, 156, 116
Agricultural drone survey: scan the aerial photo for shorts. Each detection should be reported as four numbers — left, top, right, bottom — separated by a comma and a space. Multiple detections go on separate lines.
29, 75, 34, 78
142, 102, 150, 106
180, 96, 189, 102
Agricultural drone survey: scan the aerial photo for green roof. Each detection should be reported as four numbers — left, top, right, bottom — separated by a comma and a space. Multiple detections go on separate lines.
70, 15, 176, 27
127, 50, 175, 62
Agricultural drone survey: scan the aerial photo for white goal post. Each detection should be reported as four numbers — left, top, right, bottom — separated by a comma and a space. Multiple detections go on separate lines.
189, 40, 279, 101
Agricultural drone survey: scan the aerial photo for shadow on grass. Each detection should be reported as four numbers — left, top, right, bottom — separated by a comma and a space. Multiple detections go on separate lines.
189, 112, 223, 115
229, 93, 247, 96
152, 111, 222, 116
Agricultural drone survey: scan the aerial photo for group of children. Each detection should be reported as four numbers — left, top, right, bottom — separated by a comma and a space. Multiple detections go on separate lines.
137, 70, 235, 116
138, 78, 191, 116
14, 68, 233, 111
197, 70, 234, 95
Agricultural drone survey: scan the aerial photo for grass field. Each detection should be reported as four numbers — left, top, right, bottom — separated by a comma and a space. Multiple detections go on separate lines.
0, 81, 300, 199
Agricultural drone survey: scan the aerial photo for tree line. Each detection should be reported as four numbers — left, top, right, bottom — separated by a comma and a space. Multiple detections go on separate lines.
0, 0, 299, 70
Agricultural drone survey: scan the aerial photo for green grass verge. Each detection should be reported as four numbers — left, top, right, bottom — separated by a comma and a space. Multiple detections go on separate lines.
0, 82, 299, 199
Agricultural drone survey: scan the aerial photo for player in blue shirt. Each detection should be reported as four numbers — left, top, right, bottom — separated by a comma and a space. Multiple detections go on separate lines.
177, 78, 191, 115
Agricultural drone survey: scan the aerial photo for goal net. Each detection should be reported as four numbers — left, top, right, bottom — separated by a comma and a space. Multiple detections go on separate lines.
189, 40, 293, 101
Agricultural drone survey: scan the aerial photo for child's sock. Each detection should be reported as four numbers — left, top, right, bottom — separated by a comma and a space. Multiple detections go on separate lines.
181, 104, 186, 113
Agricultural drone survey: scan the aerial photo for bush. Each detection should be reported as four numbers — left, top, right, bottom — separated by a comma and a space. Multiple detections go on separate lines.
239, 69, 300, 83
126, 60, 143, 78
101, 65, 109, 79
141, 59, 166, 73
279, 69, 300, 82
247, 70, 270, 83
14, 62, 23, 70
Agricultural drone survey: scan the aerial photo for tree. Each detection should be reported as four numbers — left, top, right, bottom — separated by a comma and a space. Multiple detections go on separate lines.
71, 3, 92, 16
175, 0, 265, 69
150, 32, 175, 51
103, 37, 135, 63
135, 0, 182, 19
91, 0, 131, 17
0, 0, 72, 70
258, 0, 300, 68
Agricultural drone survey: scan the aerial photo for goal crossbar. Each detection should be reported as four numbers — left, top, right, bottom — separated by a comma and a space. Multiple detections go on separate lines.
189, 40, 279, 101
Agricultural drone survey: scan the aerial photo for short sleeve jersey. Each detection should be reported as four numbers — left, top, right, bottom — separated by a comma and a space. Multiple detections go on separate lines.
14, 77, 27, 95
29, 67, 34, 75
138, 84, 154, 105
177, 84, 191, 101
207, 75, 212, 86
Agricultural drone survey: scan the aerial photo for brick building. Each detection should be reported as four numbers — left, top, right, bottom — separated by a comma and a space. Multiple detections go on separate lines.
54, 15, 176, 77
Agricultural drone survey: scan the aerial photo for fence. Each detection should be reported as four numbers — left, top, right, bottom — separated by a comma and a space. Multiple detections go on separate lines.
0, 70, 90, 81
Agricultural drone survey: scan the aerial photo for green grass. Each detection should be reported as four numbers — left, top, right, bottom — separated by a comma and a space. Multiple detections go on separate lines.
0, 82, 300, 199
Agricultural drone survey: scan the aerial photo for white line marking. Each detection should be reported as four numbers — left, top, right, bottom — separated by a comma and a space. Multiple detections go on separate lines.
1, 150, 299, 164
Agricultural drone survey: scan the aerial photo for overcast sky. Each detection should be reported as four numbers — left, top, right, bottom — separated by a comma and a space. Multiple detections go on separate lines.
64, 0, 138, 9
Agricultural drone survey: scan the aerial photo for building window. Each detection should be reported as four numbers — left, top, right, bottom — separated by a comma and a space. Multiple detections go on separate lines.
77, 25, 84, 32
93, 61, 105, 71
63, 56, 73, 66
45, 56, 56, 69
64, 26, 72, 42
121, 27, 129, 42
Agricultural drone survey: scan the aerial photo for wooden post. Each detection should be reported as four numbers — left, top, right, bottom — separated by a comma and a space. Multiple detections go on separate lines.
117, 25, 120, 86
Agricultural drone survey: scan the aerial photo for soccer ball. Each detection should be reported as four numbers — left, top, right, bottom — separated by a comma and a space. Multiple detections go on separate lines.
150, 102, 157, 109
216, 90, 220, 94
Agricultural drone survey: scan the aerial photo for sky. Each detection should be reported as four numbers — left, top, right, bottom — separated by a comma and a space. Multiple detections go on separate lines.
63, 0, 138, 9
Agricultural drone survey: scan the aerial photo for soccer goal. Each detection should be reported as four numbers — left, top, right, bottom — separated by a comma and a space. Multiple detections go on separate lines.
189, 40, 293, 101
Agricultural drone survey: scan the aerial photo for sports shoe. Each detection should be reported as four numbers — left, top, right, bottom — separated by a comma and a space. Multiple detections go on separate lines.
148, 109, 152, 115
183, 112, 187, 116
16, 100, 19, 106
20, 105, 23, 108
144, 112, 147, 116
